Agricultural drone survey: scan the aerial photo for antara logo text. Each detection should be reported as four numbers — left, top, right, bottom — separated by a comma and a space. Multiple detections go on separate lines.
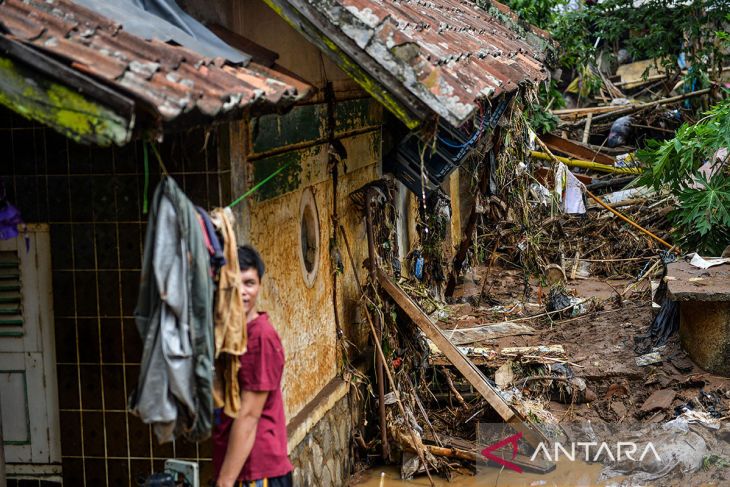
481, 432, 664, 474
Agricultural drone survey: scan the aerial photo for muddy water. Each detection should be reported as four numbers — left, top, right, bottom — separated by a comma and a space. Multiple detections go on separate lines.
352, 461, 612, 487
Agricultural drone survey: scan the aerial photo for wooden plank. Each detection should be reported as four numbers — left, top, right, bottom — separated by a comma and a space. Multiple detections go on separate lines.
376, 269, 546, 448
540, 133, 614, 165
444, 322, 535, 345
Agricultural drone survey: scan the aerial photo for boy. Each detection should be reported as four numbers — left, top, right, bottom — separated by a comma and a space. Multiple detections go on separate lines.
213, 245, 293, 487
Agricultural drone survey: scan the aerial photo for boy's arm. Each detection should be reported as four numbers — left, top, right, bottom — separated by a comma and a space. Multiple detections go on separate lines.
216, 390, 269, 487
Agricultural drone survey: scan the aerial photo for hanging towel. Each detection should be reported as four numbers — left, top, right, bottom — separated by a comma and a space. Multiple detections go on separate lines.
129, 177, 215, 443
210, 207, 247, 417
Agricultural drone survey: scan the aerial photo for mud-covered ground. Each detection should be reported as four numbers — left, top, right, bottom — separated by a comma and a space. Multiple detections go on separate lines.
431, 265, 730, 485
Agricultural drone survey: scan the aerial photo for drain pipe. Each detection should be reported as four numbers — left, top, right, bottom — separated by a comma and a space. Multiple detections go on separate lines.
365, 187, 390, 462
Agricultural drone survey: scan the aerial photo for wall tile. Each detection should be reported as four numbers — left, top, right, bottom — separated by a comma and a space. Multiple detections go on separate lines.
54, 318, 77, 364
61, 457, 84, 486
123, 318, 142, 363
72, 223, 95, 270
44, 130, 69, 175
76, 318, 100, 364
0, 111, 223, 486
74, 271, 98, 317
69, 176, 93, 222
81, 411, 105, 456
83, 457, 106, 486
94, 224, 118, 270
51, 270, 75, 317
97, 271, 121, 318
14, 176, 40, 222
92, 176, 118, 222
130, 459, 153, 486
46, 175, 71, 222
107, 459, 130, 486
116, 175, 140, 222
50, 223, 73, 269
152, 436, 174, 459
59, 410, 82, 455
12, 128, 40, 175
99, 318, 123, 363
101, 365, 126, 410
114, 144, 137, 174
104, 412, 129, 458
117, 223, 141, 269
67, 142, 93, 174
120, 270, 140, 317
79, 365, 102, 410
127, 414, 151, 458
56, 364, 80, 410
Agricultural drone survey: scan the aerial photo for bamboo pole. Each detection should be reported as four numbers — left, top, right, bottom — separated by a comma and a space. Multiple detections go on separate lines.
529, 150, 641, 174
563, 88, 712, 128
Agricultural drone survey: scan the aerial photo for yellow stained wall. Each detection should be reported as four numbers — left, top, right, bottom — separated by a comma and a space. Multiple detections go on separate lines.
245, 131, 381, 419
219, 0, 386, 419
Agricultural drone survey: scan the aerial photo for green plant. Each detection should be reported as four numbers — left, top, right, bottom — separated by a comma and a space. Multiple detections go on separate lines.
703, 454, 730, 470
672, 173, 730, 254
638, 93, 730, 253
551, 0, 730, 79
502, 0, 567, 28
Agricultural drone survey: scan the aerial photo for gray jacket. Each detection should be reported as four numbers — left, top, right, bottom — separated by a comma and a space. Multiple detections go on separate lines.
129, 177, 214, 443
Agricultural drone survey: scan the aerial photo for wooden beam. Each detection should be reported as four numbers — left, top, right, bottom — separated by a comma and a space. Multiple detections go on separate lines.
375, 268, 546, 448
423, 444, 556, 474
0, 37, 135, 146
539, 133, 614, 165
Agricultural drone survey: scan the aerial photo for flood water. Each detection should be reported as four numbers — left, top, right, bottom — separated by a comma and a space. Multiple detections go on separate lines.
352, 460, 613, 487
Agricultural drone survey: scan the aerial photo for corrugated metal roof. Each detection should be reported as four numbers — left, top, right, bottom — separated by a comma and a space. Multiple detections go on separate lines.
0, 0, 311, 133
263, 0, 552, 128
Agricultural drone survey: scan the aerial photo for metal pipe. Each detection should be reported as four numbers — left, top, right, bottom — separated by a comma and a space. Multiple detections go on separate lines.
365, 187, 390, 461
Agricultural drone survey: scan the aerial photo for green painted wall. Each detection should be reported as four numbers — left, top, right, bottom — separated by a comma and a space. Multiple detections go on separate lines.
249, 98, 383, 202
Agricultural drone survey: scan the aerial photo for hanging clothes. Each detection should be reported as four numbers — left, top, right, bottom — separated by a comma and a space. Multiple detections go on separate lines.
209, 207, 247, 417
196, 206, 226, 271
129, 177, 215, 443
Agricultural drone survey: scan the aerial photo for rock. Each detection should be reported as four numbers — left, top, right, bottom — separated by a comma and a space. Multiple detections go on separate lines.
669, 354, 694, 373
311, 441, 323, 472
339, 416, 349, 451
495, 362, 514, 389
320, 459, 333, 487
605, 383, 630, 400
611, 401, 627, 418
640, 389, 676, 413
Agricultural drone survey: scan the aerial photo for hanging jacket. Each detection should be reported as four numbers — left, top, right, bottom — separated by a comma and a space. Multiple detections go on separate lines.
210, 207, 246, 418
129, 177, 214, 443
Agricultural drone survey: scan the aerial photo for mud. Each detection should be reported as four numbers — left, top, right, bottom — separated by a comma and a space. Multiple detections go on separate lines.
351, 462, 608, 487
352, 264, 730, 486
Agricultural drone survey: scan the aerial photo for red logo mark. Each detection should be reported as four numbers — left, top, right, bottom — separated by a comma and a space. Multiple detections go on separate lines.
481, 432, 524, 473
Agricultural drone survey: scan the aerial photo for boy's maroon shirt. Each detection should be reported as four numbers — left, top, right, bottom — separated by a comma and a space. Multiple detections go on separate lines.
212, 312, 293, 481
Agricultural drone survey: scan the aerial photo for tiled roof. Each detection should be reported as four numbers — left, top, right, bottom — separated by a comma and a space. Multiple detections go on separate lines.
0, 0, 311, 134
264, 0, 552, 128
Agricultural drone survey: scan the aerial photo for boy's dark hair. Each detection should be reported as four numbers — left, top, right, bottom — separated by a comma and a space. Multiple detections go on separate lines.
238, 245, 265, 279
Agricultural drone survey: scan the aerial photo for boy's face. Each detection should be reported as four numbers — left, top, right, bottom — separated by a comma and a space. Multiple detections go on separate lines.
239, 267, 261, 316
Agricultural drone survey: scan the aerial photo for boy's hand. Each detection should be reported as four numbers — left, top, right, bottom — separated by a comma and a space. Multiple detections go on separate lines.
216, 477, 235, 487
